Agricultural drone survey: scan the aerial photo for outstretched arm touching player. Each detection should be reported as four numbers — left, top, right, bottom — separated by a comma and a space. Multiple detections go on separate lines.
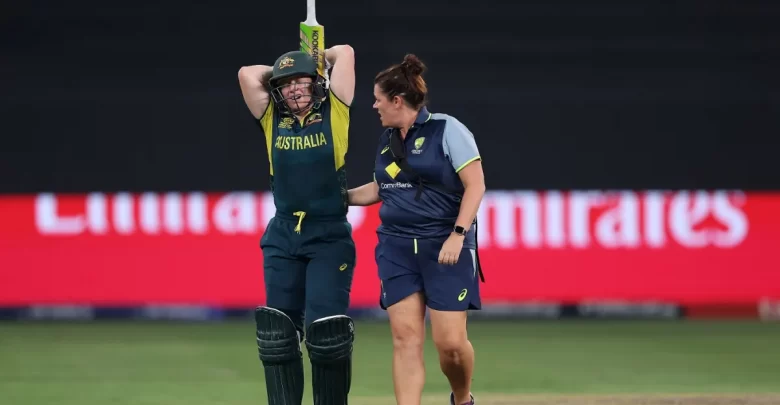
348, 181, 380, 206
325, 45, 355, 106
238, 65, 274, 119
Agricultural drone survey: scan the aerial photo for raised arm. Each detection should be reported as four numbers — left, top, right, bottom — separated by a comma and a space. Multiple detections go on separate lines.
325, 45, 355, 106
238, 65, 274, 119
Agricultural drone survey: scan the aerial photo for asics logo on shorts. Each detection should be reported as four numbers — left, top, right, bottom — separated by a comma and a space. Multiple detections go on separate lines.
458, 289, 468, 301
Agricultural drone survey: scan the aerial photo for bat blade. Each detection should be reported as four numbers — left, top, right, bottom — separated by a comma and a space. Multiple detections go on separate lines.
299, 0, 326, 79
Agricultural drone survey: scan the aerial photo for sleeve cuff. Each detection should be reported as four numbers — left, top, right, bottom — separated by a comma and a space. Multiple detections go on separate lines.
455, 156, 481, 173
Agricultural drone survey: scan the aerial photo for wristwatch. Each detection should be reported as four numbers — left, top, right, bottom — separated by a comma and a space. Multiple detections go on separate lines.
453, 225, 468, 236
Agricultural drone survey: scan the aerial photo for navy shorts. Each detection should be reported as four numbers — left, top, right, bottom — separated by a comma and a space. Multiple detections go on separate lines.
375, 233, 481, 311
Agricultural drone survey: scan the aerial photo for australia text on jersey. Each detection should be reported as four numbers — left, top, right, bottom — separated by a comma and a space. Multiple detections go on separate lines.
274, 132, 327, 150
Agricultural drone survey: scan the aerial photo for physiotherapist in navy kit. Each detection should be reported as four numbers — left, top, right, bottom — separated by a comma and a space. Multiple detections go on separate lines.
348, 54, 486, 405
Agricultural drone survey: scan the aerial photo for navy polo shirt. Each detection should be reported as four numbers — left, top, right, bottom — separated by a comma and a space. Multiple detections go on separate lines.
374, 107, 481, 249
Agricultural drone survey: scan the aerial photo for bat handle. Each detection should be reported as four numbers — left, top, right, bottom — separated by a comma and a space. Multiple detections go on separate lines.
307, 0, 317, 23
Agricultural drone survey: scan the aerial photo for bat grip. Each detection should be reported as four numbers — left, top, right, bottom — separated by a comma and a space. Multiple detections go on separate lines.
307, 0, 317, 21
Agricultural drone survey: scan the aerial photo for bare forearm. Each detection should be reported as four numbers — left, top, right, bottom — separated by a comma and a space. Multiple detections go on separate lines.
238, 64, 274, 118
455, 183, 485, 230
238, 65, 273, 86
348, 182, 380, 206
325, 45, 353, 65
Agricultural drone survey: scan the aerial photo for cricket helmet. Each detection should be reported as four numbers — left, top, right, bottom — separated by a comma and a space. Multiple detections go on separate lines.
268, 50, 327, 114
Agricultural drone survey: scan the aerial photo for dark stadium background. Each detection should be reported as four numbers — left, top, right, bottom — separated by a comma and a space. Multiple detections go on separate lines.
2, 0, 777, 194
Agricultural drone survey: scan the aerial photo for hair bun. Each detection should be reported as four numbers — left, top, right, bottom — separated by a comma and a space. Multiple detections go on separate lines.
400, 54, 426, 76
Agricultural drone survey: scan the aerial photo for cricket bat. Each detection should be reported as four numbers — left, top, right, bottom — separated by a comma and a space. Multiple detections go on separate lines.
299, 0, 327, 81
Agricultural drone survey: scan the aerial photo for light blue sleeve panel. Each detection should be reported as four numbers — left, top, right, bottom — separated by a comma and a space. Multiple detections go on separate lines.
436, 113, 481, 173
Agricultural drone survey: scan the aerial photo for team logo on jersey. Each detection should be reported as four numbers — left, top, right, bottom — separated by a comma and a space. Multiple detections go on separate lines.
278, 56, 295, 69
412, 137, 425, 154
278, 117, 294, 129
304, 113, 322, 127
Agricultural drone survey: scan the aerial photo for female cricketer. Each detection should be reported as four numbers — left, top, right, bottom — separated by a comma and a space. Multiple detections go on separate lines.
238, 44, 356, 405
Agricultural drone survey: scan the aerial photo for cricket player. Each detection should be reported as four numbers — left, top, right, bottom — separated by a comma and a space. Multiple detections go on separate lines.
238, 44, 356, 405
347, 54, 486, 405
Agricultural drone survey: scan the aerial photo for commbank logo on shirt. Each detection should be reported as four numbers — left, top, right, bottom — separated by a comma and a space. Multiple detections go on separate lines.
385, 162, 401, 179
380, 182, 414, 189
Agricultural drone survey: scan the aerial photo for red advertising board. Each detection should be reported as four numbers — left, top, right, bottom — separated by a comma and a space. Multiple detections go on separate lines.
1, 190, 779, 307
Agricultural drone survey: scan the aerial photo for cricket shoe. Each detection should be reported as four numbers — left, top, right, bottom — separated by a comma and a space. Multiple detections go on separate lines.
449, 392, 475, 405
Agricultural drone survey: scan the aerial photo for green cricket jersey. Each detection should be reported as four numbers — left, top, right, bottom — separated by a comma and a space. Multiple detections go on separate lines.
258, 93, 350, 228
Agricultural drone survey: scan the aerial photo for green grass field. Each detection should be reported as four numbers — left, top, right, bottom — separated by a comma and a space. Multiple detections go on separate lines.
1, 320, 779, 405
